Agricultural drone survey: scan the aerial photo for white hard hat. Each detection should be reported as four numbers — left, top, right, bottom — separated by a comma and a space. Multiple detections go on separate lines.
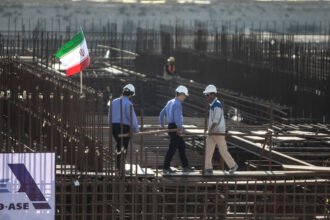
176, 85, 189, 96
123, 84, 135, 95
167, 56, 175, 62
203, 84, 217, 94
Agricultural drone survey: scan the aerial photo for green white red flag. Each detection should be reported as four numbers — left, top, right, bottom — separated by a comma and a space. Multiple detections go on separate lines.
55, 30, 90, 76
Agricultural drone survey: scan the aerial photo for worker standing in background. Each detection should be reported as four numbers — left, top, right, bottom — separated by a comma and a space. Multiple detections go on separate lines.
108, 84, 139, 171
163, 56, 176, 81
203, 85, 238, 175
159, 85, 193, 174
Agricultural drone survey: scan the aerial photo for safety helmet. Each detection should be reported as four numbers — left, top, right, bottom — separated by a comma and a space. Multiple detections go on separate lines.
203, 84, 217, 94
167, 56, 175, 63
176, 85, 189, 96
123, 84, 135, 96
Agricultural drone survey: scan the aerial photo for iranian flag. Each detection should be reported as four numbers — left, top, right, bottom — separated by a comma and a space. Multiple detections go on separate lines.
55, 30, 90, 76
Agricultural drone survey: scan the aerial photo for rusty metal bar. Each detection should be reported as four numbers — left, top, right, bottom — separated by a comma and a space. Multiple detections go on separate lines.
1, 21, 330, 219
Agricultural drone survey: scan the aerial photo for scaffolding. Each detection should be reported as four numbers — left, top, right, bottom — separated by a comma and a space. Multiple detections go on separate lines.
1, 21, 330, 219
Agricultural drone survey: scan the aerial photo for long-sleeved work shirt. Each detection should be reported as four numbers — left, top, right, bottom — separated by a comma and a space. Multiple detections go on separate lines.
108, 96, 139, 132
159, 98, 183, 129
208, 98, 225, 133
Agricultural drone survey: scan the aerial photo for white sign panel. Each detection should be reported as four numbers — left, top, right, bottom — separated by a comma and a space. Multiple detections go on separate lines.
0, 153, 55, 220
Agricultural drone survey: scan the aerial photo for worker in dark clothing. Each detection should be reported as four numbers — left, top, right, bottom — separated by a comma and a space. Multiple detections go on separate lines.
163, 56, 176, 81
159, 85, 193, 174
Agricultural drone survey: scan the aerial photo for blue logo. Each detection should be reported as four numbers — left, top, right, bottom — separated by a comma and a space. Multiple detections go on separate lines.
0, 179, 10, 193
0, 164, 51, 210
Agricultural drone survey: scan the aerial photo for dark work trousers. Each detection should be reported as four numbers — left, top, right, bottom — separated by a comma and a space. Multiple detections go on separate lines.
163, 123, 189, 169
112, 123, 130, 170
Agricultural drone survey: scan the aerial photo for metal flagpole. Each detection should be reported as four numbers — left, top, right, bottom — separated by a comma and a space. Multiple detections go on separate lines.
80, 71, 83, 94
80, 26, 84, 95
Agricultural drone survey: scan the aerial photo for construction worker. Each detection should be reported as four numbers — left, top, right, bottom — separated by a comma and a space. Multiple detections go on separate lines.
203, 85, 238, 175
163, 56, 176, 81
108, 84, 139, 171
159, 85, 193, 174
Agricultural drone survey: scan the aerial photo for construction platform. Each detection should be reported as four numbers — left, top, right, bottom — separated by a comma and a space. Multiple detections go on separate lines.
1, 24, 330, 218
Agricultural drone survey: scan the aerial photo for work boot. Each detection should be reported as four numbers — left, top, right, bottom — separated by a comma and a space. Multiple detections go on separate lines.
163, 168, 176, 175
200, 169, 213, 175
229, 164, 238, 174
182, 167, 194, 173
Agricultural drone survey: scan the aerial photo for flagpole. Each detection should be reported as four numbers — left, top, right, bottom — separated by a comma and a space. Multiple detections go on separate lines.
80, 71, 83, 94
80, 27, 84, 95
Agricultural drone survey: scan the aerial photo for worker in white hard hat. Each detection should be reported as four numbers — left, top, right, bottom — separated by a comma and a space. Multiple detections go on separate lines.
203, 84, 238, 175
163, 56, 176, 81
108, 84, 139, 171
159, 85, 193, 174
